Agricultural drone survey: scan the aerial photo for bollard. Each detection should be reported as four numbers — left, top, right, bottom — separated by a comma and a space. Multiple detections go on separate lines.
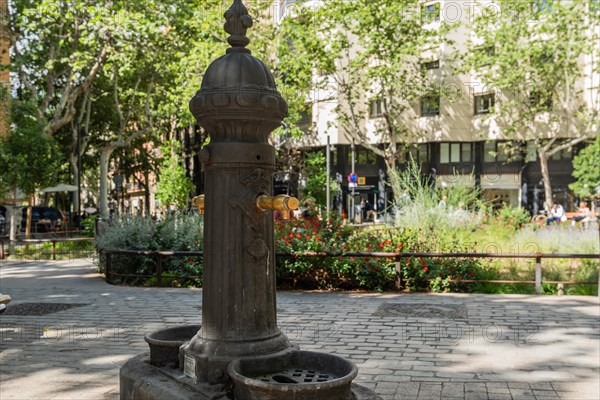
535, 256, 542, 295
395, 255, 402, 289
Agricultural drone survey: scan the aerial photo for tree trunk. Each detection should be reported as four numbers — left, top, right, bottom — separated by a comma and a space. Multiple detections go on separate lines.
99, 146, 116, 219
384, 158, 402, 205
69, 154, 80, 214
538, 150, 553, 211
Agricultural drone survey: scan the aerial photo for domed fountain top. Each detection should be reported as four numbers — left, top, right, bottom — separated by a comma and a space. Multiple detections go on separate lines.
189, 0, 288, 143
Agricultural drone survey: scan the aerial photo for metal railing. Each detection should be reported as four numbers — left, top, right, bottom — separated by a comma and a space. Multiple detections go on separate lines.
0, 237, 94, 262
98, 248, 599, 296
100, 249, 203, 285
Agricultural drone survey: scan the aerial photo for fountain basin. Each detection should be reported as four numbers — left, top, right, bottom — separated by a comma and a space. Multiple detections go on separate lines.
228, 350, 358, 400
144, 324, 200, 368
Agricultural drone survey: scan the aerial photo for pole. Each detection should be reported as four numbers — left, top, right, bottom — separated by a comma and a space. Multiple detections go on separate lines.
77, 129, 81, 216
535, 256, 542, 295
326, 135, 330, 220
351, 140, 355, 222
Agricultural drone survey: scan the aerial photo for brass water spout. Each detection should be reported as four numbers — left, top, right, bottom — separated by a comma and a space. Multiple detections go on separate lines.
256, 194, 299, 220
192, 195, 205, 215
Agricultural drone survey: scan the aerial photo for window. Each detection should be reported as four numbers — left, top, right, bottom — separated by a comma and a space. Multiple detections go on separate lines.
550, 148, 572, 160
354, 147, 377, 165
369, 98, 386, 118
422, 60, 440, 71
422, 2, 440, 23
484, 141, 524, 162
440, 143, 472, 164
421, 94, 440, 116
529, 91, 552, 111
408, 143, 430, 164
497, 143, 509, 162
418, 143, 429, 164
476, 46, 495, 66
297, 110, 312, 129
474, 93, 495, 115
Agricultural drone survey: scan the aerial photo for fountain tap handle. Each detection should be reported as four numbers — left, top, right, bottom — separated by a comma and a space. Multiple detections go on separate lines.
192, 195, 205, 215
256, 195, 299, 220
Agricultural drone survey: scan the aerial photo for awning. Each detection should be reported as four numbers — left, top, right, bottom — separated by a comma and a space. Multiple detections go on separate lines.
41, 184, 78, 193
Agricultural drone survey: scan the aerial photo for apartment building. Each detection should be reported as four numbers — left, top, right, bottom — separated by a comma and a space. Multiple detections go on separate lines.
273, 0, 599, 215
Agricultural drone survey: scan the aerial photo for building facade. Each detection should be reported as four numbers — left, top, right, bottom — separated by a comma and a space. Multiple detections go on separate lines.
273, 0, 599, 216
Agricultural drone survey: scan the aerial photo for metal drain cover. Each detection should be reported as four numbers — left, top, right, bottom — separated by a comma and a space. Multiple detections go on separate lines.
374, 303, 467, 319
254, 368, 338, 384
1, 303, 90, 316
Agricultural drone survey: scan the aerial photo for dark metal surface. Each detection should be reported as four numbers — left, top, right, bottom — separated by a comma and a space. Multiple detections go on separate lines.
181, 0, 292, 384
228, 350, 358, 400
1, 302, 90, 316
374, 303, 468, 319
145, 325, 200, 368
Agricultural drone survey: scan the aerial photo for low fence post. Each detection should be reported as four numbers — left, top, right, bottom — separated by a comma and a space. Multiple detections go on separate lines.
535, 256, 542, 295
394, 255, 403, 289
52, 240, 57, 261
156, 253, 162, 286
105, 251, 111, 283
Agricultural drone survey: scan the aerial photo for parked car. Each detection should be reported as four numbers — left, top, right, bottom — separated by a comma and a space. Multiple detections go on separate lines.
21, 207, 66, 233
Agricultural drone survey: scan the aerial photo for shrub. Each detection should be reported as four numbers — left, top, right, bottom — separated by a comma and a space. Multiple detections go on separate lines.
402, 256, 482, 292
96, 213, 203, 285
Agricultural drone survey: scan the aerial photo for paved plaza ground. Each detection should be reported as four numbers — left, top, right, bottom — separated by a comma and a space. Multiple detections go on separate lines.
0, 259, 598, 400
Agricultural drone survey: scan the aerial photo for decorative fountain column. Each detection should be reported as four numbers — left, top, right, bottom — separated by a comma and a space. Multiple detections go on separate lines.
120, 2, 380, 399
180, 0, 294, 384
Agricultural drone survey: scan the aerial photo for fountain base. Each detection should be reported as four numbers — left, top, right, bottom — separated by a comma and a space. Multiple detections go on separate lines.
120, 353, 382, 400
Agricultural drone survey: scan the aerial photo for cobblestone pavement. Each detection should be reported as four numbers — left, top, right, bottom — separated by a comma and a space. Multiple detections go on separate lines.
1, 260, 598, 400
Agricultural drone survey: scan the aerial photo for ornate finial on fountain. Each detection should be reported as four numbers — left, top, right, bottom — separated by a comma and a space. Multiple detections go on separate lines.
224, 0, 253, 52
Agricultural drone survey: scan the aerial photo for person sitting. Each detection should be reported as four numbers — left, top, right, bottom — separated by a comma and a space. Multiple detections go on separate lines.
572, 201, 591, 227
546, 203, 565, 225
364, 200, 376, 221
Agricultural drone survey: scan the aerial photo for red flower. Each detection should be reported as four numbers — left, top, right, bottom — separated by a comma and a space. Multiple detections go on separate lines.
423, 267, 429, 273
419, 258, 426, 267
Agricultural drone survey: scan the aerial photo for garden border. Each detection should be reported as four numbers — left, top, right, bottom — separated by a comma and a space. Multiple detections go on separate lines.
99, 248, 599, 296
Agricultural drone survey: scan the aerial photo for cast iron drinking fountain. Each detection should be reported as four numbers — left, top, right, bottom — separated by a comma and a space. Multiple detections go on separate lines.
120, 1, 381, 399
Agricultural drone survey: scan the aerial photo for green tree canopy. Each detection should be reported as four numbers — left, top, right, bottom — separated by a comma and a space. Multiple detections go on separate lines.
570, 136, 600, 198
0, 101, 61, 197
156, 141, 193, 209
301, 151, 339, 209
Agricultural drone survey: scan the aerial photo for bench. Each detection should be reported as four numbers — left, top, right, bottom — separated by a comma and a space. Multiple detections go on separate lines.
565, 211, 596, 228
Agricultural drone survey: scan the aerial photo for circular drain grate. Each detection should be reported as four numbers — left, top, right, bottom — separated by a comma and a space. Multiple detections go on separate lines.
1, 303, 90, 316
373, 303, 468, 319
254, 368, 338, 384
